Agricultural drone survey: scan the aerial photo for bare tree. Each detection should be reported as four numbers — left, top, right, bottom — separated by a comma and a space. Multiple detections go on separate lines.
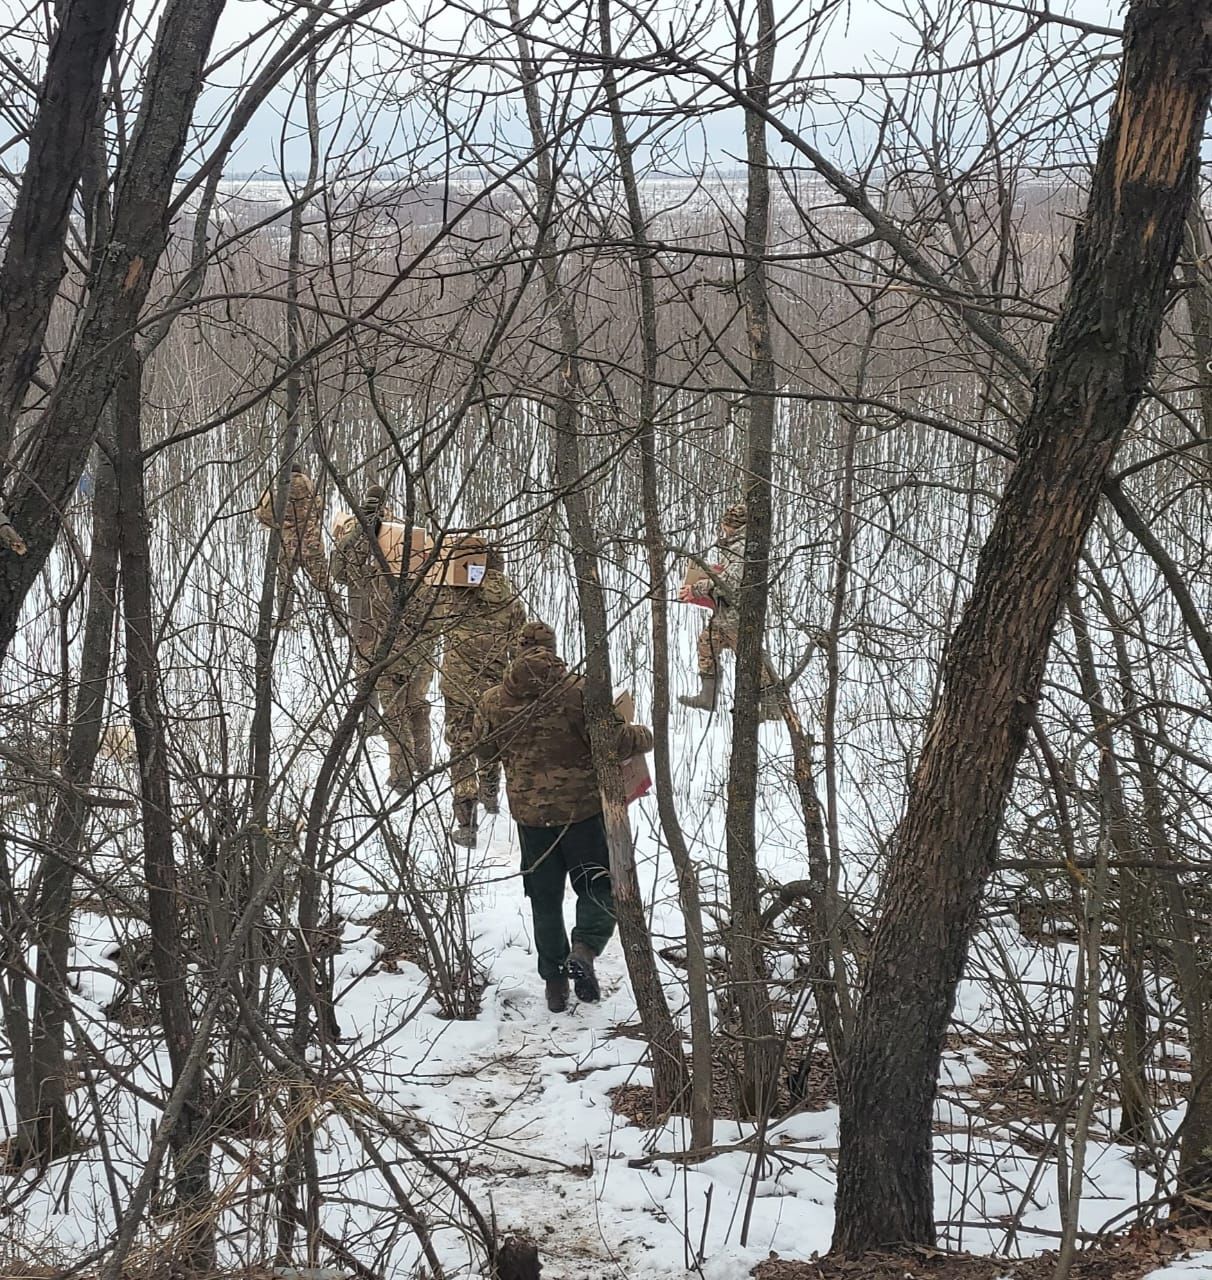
0, 0, 228, 661
833, 1, 1212, 1252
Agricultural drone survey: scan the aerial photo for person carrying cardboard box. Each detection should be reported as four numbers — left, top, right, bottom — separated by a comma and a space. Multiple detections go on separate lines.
678, 499, 780, 720
329, 485, 439, 792
430, 535, 527, 846
473, 626, 653, 1013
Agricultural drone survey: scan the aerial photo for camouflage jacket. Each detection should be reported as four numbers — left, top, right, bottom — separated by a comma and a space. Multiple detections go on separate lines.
255, 472, 330, 592
329, 521, 439, 673
702, 529, 745, 629
435, 569, 527, 706
475, 648, 653, 827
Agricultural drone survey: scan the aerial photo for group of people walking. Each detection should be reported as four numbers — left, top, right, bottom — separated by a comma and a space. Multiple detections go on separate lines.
256, 469, 752, 1012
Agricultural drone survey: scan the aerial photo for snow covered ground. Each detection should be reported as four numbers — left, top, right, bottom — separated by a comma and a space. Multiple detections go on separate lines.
2, 685, 1209, 1280
0, 537, 1207, 1277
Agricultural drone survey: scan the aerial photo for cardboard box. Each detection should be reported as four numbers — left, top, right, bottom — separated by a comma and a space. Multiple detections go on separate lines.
330, 513, 430, 574
614, 690, 652, 804
427, 542, 489, 588
621, 754, 653, 804
681, 561, 722, 609
379, 521, 431, 575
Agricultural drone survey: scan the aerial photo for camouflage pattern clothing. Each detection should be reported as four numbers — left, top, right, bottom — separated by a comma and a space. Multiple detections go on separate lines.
475, 647, 653, 827
255, 469, 332, 605
435, 569, 526, 803
696, 610, 740, 678
691, 526, 746, 679
329, 516, 439, 788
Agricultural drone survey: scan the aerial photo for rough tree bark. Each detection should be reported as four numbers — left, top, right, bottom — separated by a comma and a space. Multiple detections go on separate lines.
0, 0, 227, 665
725, 0, 781, 1117
833, 1, 1212, 1253
0, 0, 126, 457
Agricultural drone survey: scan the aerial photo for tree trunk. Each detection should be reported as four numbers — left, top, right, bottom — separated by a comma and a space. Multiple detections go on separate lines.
833, 3, 1212, 1253
598, 0, 713, 1147
0, 0, 227, 665
508, 0, 687, 1111
15, 425, 120, 1166
1087, 566, 1212, 1217
114, 351, 214, 1272
272, 56, 322, 1258
0, 0, 126, 455
725, 0, 781, 1118
1066, 590, 1152, 1145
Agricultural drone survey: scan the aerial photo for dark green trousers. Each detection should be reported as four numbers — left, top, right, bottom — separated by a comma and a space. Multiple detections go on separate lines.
517, 814, 616, 981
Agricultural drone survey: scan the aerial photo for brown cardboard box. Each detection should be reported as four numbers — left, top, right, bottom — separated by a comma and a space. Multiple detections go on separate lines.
379, 521, 430, 574
681, 560, 722, 609
613, 690, 651, 803
330, 513, 430, 574
427, 542, 490, 588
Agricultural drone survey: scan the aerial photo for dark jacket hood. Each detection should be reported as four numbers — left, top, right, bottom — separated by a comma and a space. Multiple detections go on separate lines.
503, 647, 567, 700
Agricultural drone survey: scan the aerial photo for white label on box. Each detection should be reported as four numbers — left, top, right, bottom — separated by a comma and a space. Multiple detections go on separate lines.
466, 563, 486, 585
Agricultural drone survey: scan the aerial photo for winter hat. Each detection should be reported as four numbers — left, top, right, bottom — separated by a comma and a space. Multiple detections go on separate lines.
518, 620, 557, 650
504, 646, 566, 699
361, 484, 388, 513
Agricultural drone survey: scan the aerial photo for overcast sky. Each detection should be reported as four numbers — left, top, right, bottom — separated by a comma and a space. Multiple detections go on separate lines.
0, 0, 1124, 176
192, 0, 1126, 176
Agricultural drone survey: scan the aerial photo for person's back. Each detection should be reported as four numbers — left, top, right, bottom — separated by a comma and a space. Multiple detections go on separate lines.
438, 567, 526, 704
476, 632, 652, 1012
678, 499, 780, 721
329, 495, 438, 671
477, 646, 603, 828
327, 486, 440, 789
437, 554, 527, 845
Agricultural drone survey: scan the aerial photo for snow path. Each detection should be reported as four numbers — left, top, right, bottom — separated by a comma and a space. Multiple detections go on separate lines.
0, 712, 1194, 1277
328, 808, 839, 1279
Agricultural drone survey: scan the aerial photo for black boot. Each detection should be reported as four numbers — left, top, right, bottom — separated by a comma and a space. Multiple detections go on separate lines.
568, 942, 600, 1003
451, 799, 477, 848
678, 675, 717, 711
545, 975, 569, 1013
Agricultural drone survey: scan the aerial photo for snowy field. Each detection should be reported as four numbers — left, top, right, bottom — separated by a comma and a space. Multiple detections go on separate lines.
3, 624, 1211, 1278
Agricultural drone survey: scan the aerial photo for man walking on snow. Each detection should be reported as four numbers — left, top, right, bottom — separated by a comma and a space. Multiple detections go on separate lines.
434, 535, 527, 847
474, 623, 653, 1013
330, 484, 439, 792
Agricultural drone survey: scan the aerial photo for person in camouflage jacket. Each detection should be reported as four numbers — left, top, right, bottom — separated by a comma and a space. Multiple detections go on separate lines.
474, 628, 653, 1012
329, 485, 440, 791
433, 537, 527, 846
679, 499, 779, 719
254, 465, 333, 623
